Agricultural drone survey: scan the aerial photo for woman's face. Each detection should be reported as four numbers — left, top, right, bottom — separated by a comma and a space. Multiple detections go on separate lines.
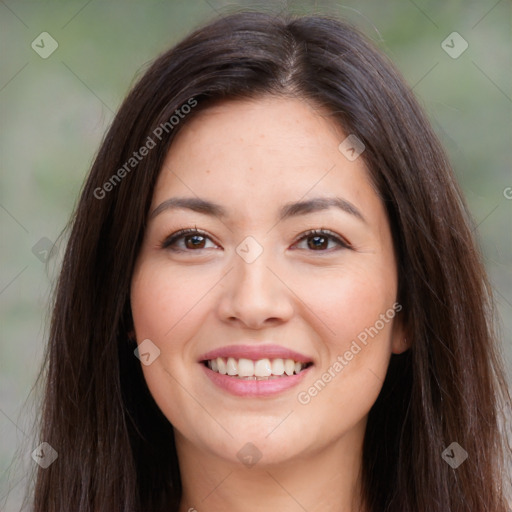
131, 96, 405, 467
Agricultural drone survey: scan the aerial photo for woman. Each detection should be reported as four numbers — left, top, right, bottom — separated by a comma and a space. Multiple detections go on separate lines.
32, 11, 511, 512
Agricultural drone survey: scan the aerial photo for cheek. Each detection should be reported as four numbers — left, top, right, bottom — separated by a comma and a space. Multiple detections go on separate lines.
130, 262, 216, 433
291, 264, 396, 414
130, 261, 216, 343
130, 262, 213, 404
291, 262, 396, 349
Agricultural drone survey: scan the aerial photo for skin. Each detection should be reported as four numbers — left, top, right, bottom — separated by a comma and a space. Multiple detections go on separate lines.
130, 96, 407, 512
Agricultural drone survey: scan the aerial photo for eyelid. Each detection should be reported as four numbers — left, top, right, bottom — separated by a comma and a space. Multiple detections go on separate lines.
160, 227, 220, 251
291, 228, 352, 251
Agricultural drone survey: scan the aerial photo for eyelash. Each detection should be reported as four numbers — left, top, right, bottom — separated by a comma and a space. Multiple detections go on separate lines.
160, 227, 351, 253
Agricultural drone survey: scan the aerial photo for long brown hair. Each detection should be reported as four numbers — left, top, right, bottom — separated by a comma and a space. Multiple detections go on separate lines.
32, 11, 511, 511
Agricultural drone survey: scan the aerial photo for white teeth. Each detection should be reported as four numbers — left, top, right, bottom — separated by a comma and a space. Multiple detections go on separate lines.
206, 357, 310, 378
217, 357, 227, 375
226, 357, 237, 376
238, 358, 254, 377
271, 358, 284, 376
284, 359, 295, 376
254, 358, 272, 377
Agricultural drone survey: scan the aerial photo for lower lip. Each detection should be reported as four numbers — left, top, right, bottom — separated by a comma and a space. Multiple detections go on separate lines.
201, 364, 312, 397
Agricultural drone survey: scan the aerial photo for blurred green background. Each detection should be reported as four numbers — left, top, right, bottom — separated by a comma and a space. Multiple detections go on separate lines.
1, 0, 511, 509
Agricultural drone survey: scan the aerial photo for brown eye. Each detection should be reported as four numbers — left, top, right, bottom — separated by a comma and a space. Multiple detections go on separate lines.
161, 229, 218, 251
184, 234, 207, 249
293, 229, 350, 252
307, 234, 329, 250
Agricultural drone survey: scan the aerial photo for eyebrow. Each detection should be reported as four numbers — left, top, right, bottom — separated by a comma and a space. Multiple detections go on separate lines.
149, 196, 366, 223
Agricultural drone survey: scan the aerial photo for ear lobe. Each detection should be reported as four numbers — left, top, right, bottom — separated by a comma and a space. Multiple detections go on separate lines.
392, 335, 410, 354
390, 316, 410, 354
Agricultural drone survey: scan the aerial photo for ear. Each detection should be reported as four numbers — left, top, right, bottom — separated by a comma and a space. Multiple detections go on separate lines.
390, 309, 410, 355
392, 335, 410, 354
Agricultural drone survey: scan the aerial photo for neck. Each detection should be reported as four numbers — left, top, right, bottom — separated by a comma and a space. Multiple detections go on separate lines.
176, 426, 366, 512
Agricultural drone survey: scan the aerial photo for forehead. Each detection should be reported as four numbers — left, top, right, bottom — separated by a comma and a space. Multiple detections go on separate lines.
151, 96, 380, 223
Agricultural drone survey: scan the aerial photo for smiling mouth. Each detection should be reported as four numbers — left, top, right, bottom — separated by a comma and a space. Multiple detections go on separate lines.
202, 357, 313, 380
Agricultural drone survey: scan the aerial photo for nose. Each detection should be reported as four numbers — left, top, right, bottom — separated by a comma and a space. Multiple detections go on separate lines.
216, 251, 294, 330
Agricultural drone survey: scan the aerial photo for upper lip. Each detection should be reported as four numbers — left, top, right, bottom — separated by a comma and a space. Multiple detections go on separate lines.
199, 344, 313, 363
